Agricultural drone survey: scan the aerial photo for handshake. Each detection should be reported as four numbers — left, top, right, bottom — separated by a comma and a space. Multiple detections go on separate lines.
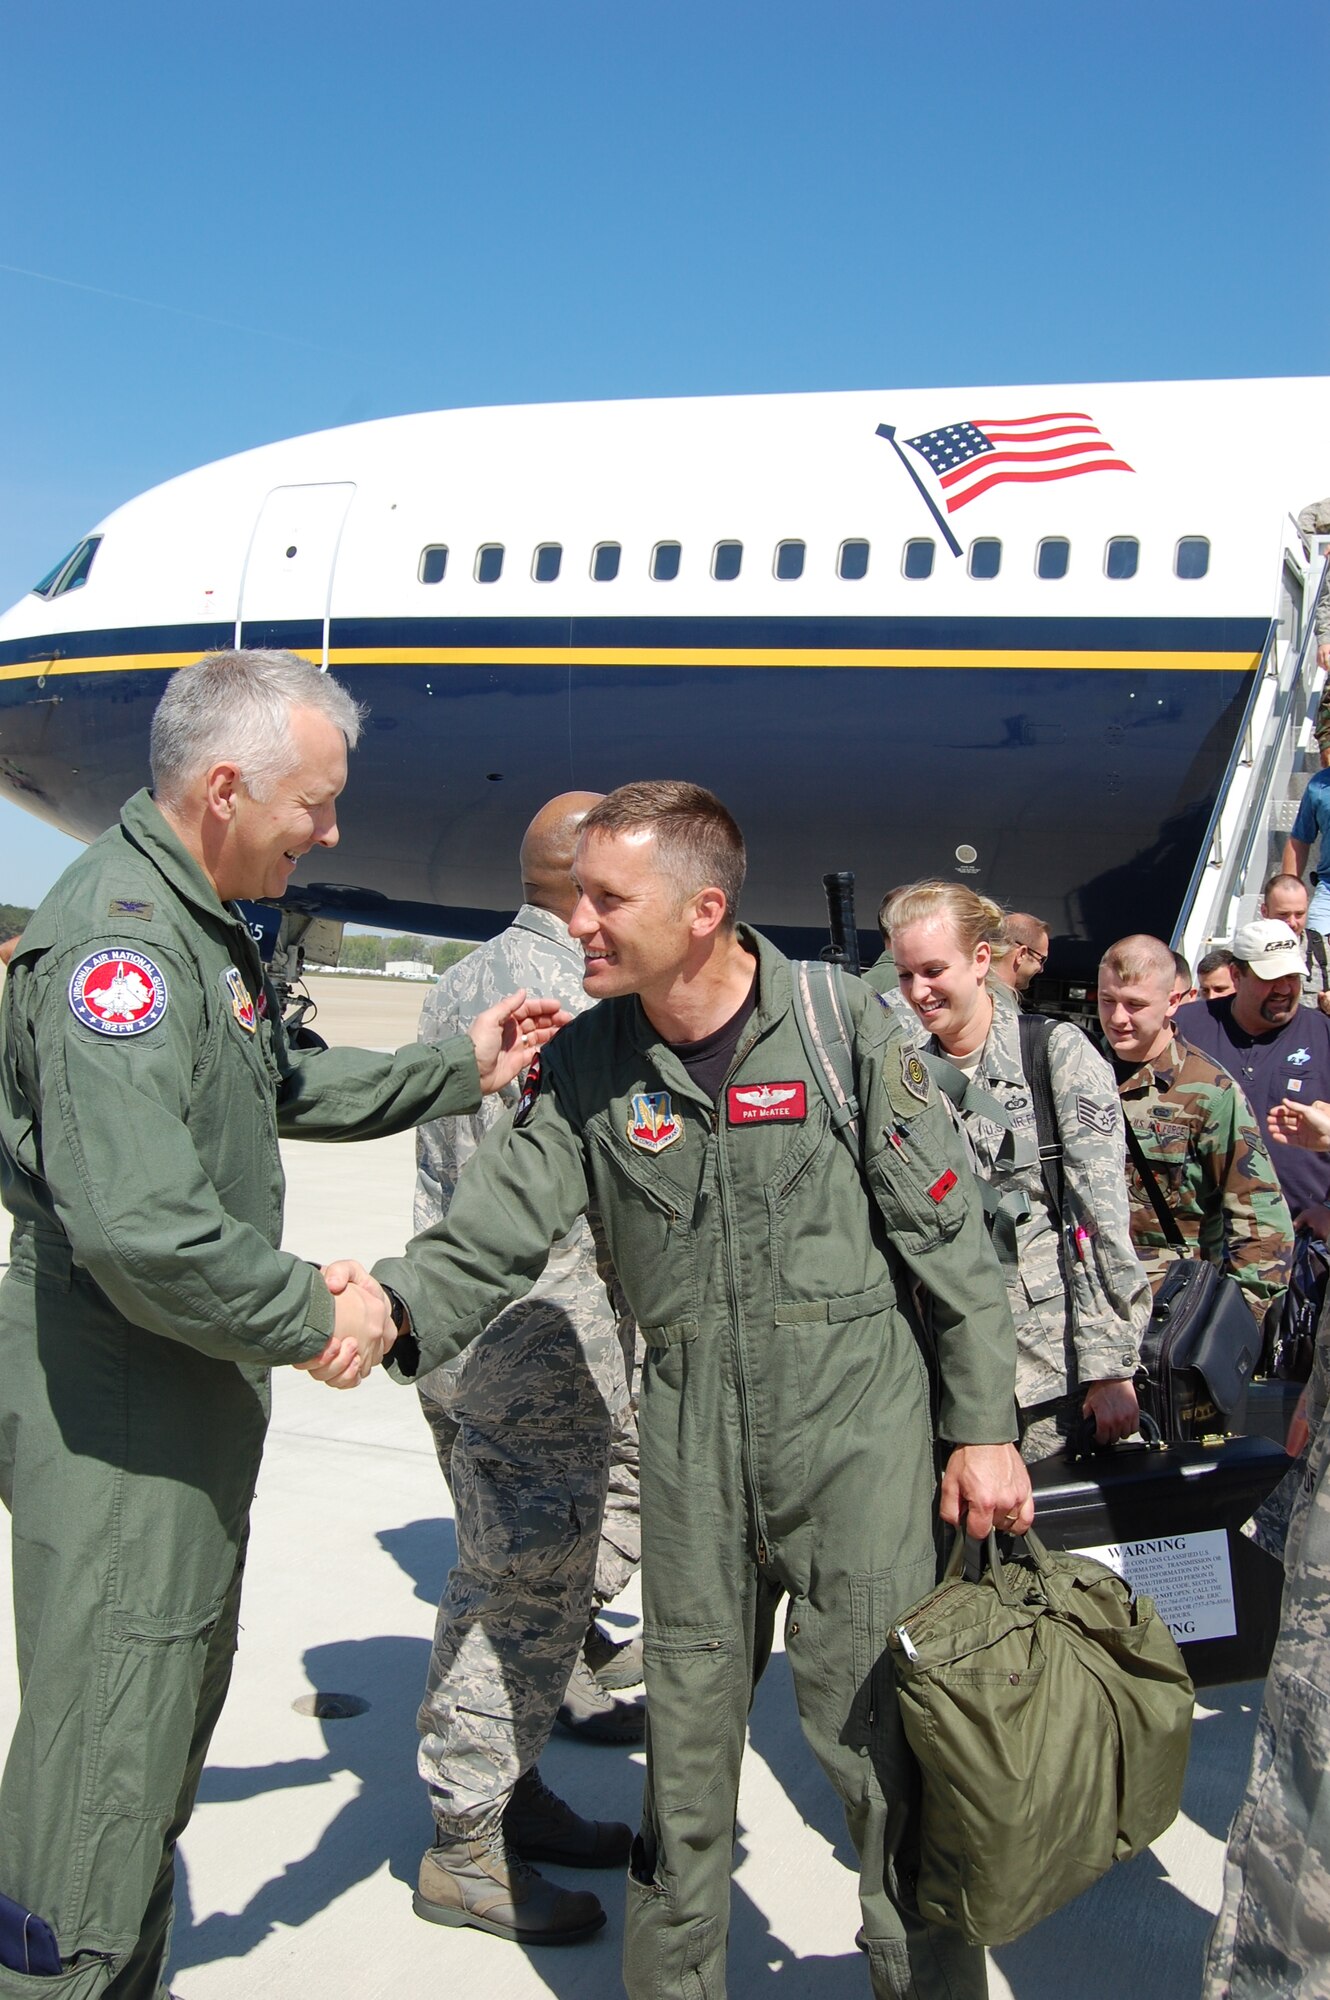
293, 984, 570, 1391
296, 1260, 399, 1389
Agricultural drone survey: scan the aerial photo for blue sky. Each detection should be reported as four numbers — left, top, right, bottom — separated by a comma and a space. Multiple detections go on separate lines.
2, 0, 1326, 905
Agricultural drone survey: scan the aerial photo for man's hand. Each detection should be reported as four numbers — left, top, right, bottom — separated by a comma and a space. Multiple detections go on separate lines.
1082, 1376, 1140, 1445
296, 1262, 394, 1387
1268, 1099, 1330, 1152
940, 1443, 1034, 1540
1319, 641, 1330, 673
468, 989, 573, 1094
1294, 1204, 1330, 1240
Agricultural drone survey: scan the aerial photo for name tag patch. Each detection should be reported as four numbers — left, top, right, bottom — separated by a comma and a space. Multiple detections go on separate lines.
628, 1091, 683, 1154
69, 949, 169, 1037
726, 1080, 807, 1125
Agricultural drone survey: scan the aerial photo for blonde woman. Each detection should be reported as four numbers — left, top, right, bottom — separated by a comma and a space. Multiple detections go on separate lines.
886, 881, 1150, 1460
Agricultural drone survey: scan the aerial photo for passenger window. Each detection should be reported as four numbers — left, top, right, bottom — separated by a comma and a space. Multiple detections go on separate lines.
775, 540, 805, 580
1176, 537, 1210, 580
418, 545, 448, 584
475, 544, 504, 583
533, 543, 562, 583
902, 539, 934, 579
1036, 538, 1069, 580
592, 542, 621, 582
1105, 537, 1139, 580
968, 539, 1001, 579
651, 541, 682, 581
712, 541, 743, 581
838, 539, 870, 580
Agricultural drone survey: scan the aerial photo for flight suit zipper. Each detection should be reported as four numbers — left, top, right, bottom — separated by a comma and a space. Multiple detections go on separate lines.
713, 1081, 772, 1569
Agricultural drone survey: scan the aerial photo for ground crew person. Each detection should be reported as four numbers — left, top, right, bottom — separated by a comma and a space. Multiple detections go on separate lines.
1097, 934, 1293, 1312
886, 880, 1150, 1461
342, 780, 1032, 2000
0, 649, 561, 2000
412, 791, 645, 1946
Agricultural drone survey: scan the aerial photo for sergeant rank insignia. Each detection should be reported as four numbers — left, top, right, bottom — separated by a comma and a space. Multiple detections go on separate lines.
68, 949, 168, 1037
627, 1091, 683, 1154
223, 965, 257, 1033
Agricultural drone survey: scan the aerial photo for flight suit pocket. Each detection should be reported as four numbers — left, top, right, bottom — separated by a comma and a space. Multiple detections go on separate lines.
642, 1633, 737, 1812
590, 1130, 700, 1345
865, 1133, 964, 1253
453, 1451, 583, 1582
846, 1563, 935, 1756
103, 1602, 225, 1819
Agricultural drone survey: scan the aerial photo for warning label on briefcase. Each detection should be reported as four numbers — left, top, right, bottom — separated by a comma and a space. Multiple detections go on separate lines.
1074, 1529, 1237, 1644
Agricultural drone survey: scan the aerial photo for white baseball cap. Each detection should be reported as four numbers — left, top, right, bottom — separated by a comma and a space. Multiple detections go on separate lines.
1231, 918, 1304, 981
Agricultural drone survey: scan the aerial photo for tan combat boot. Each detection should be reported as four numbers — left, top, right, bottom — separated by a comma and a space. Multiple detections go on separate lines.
414, 1825, 606, 1945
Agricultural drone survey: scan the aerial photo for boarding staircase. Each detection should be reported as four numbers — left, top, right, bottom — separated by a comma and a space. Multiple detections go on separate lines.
1176, 526, 1330, 966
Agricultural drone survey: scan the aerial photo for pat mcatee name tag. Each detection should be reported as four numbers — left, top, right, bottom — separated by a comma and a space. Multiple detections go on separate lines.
726, 1081, 807, 1125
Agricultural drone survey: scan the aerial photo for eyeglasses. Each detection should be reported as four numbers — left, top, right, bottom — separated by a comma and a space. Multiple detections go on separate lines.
1020, 944, 1048, 969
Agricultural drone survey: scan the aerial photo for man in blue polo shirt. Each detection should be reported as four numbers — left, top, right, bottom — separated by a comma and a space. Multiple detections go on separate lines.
1176, 918, 1330, 1237
1283, 771, 1330, 938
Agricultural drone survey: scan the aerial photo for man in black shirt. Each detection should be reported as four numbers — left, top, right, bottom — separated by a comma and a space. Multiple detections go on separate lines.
1175, 918, 1330, 1236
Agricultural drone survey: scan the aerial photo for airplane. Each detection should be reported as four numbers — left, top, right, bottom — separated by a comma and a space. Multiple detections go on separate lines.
0, 377, 1325, 987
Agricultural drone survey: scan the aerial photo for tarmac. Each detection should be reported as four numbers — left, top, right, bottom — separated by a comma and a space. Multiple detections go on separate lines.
0, 971, 1268, 2000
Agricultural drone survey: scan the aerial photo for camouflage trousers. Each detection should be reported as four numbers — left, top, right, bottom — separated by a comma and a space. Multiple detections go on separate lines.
416, 1298, 640, 1830
1203, 1392, 1330, 1995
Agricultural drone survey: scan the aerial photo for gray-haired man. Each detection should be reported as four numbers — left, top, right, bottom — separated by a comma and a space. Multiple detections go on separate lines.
0, 650, 559, 1999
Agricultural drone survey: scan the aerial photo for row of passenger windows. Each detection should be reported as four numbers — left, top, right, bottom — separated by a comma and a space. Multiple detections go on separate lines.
418, 535, 1212, 586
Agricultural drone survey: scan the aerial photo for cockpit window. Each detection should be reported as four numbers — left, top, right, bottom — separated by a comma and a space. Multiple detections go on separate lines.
32, 535, 102, 599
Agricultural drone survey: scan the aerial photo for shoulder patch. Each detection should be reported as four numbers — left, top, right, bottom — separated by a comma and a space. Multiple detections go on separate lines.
900, 1050, 930, 1103
69, 949, 168, 1037
222, 965, 257, 1033
108, 897, 154, 921
513, 1051, 543, 1127
1076, 1095, 1117, 1135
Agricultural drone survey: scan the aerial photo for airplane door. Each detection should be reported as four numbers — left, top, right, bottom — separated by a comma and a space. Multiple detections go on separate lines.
237, 482, 355, 667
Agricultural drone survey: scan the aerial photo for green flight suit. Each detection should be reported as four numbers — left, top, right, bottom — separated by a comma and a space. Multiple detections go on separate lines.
377, 929, 1018, 2000
0, 790, 482, 2000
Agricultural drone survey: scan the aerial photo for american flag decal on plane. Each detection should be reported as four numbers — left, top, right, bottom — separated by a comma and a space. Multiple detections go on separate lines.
902, 412, 1134, 513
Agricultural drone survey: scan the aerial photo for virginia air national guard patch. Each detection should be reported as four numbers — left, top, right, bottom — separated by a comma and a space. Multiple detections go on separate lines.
901, 1050, 930, 1103
223, 965, 257, 1033
513, 1051, 543, 1127
69, 949, 168, 1037
627, 1090, 683, 1154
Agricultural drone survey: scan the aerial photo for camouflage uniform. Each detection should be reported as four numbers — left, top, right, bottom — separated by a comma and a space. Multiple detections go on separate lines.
928, 988, 1149, 1458
414, 904, 639, 1832
1116, 1031, 1294, 1314
1203, 1292, 1330, 1997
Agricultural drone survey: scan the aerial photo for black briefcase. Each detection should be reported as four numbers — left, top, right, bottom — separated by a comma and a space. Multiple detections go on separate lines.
1028, 1435, 1291, 1687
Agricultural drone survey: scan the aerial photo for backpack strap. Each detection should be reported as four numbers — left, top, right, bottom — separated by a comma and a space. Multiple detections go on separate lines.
1017, 1011, 1066, 1220
1122, 1118, 1188, 1255
793, 960, 861, 1156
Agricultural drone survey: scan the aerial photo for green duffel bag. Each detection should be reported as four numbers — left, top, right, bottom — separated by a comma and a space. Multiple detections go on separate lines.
888, 1526, 1194, 1946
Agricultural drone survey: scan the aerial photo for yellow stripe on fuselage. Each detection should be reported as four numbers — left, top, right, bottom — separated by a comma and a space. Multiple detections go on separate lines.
0, 643, 1261, 684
